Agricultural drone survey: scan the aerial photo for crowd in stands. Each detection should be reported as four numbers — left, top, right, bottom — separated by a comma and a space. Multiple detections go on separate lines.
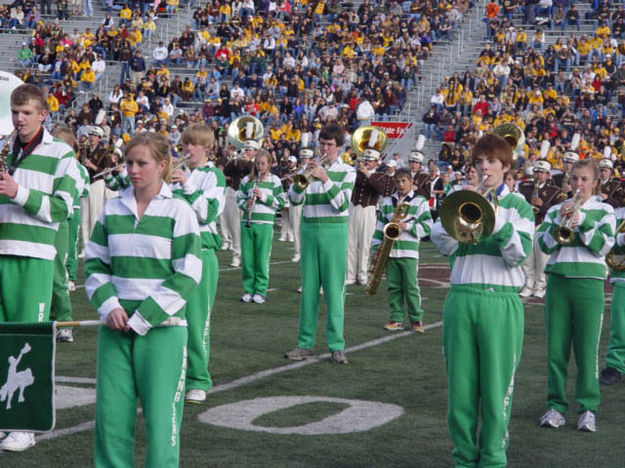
425, 2, 625, 178
7, 0, 480, 170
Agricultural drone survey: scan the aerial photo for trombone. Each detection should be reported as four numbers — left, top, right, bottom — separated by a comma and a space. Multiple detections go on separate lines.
554, 189, 583, 245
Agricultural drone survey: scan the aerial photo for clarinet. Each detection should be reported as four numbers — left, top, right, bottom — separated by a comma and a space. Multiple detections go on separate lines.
245, 176, 260, 228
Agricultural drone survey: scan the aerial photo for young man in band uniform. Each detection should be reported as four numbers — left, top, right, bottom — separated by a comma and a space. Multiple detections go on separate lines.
285, 123, 356, 364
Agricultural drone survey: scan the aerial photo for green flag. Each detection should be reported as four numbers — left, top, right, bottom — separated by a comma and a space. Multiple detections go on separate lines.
0, 322, 56, 432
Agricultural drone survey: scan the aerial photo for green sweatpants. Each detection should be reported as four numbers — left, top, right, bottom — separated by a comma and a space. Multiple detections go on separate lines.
545, 274, 604, 414
297, 222, 348, 352
50, 220, 72, 324
67, 210, 82, 282
606, 282, 625, 373
443, 285, 523, 468
95, 326, 187, 468
186, 248, 218, 392
240, 222, 273, 297
387, 257, 424, 323
0, 255, 54, 323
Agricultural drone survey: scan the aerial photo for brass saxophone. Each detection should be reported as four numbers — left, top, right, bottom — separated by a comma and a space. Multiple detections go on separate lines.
558, 172, 570, 201
605, 219, 625, 271
0, 130, 17, 176
531, 183, 541, 215
365, 201, 411, 295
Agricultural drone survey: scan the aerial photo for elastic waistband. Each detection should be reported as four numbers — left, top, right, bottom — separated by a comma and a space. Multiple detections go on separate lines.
450, 284, 520, 297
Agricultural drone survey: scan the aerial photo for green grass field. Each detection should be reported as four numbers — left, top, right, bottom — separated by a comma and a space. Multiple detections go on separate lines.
5, 237, 625, 467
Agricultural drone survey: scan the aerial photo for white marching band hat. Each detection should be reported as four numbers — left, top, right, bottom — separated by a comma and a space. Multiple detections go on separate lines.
563, 151, 579, 163
533, 159, 551, 172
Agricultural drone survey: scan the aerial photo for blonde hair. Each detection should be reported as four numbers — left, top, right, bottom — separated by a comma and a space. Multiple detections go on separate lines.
124, 133, 172, 182
249, 149, 271, 181
181, 122, 215, 150
51, 124, 78, 152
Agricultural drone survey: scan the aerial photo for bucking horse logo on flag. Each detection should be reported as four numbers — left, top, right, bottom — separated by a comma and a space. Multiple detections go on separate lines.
0, 343, 35, 410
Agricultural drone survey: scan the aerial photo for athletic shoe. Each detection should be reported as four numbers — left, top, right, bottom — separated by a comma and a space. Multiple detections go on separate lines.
344, 279, 357, 286
297, 286, 302, 293
279, 236, 287, 242
185, 389, 207, 404
56, 329, 74, 343
533, 289, 545, 299
330, 350, 348, 364
519, 287, 532, 298
67, 281, 76, 292
539, 409, 566, 428
291, 254, 300, 262
0, 432, 36, 452
384, 321, 404, 331
600, 367, 622, 385
240, 293, 252, 303
410, 321, 425, 333
230, 258, 241, 267
287, 236, 294, 242
285, 347, 316, 360
221, 241, 230, 251
252, 294, 265, 304
577, 410, 596, 432
0, 432, 6, 441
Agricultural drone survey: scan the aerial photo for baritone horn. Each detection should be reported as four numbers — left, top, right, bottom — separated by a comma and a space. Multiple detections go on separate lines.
492, 122, 525, 156
439, 175, 498, 244
227, 116, 264, 149
606, 219, 625, 271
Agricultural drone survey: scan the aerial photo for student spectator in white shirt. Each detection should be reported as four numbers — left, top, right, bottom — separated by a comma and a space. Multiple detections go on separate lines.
152, 42, 168, 66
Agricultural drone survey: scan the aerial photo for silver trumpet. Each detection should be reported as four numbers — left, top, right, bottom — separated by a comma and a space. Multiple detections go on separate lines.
554, 189, 583, 245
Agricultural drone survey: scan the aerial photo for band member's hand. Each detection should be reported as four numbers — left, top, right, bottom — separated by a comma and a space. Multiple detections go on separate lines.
246, 199, 254, 208
465, 184, 477, 192
107, 308, 130, 331
253, 187, 263, 198
570, 212, 580, 228
399, 222, 407, 231
312, 166, 328, 183
0, 172, 18, 199
600, 193, 608, 201
358, 165, 370, 178
84, 158, 98, 171
169, 169, 187, 185
560, 201, 575, 218
533, 197, 543, 207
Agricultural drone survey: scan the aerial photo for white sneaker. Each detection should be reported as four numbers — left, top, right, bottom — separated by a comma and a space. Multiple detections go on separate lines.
539, 409, 566, 428
252, 294, 265, 304
78, 251, 85, 259
533, 289, 545, 299
519, 287, 533, 298
67, 281, 76, 292
279, 236, 287, 242
0, 431, 36, 452
297, 286, 302, 293
577, 410, 596, 432
291, 254, 300, 262
230, 258, 241, 267
241, 293, 252, 303
344, 279, 357, 286
0, 432, 6, 441
185, 389, 207, 404
221, 241, 230, 250
56, 329, 74, 343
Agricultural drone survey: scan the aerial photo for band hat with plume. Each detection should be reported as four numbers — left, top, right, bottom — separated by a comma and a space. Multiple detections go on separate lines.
599, 158, 613, 169
243, 140, 261, 150
533, 159, 551, 172
299, 133, 313, 158
563, 151, 579, 163
362, 128, 383, 160
89, 126, 104, 138
409, 151, 424, 163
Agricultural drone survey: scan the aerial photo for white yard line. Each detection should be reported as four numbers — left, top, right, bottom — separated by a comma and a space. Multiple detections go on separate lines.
39, 320, 443, 442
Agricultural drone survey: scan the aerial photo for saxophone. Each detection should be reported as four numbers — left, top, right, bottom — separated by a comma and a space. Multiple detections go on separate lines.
364, 201, 411, 295
0, 130, 17, 176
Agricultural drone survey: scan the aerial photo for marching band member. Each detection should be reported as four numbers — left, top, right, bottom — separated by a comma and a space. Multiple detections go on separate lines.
0, 84, 77, 452
49, 125, 90, 343
431, 134, 534, 467
371, 168, 432, 331
222, 144, 256, 267
80, 126, 116, 250
279, 155, 298, 244
285, 123, 356, 364
85, 133, 202, 467
598, 158, 624, 208
601, 203, 625, 385
537, 158, 615, 433
518, 160, 561, 299
169, 123, 226, 404
408, 150, 430, 200
237, 149, 285, 304
345, 137, 393, 286
551, 151, 578, 199
289, 148, 313, 263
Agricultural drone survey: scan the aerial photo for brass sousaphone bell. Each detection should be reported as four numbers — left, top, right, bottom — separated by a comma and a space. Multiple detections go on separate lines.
439, 123, 524, 243
227, 116, 264, 149
351, 125, 388, 161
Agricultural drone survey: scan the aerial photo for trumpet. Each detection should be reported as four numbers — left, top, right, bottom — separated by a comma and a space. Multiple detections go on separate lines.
365, 202, 410, 295
554, 189, 583, 245
292, 154, 329, 191
439, 175, 498, 244
606, 219, 625, 271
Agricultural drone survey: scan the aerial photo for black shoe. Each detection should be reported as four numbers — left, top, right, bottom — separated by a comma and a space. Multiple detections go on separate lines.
600, 367, 622, 385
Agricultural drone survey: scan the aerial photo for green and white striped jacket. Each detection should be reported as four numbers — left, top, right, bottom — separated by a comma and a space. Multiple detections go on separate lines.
371, 190, 432, 260
431, 185, 535, 292
537, 195, 616, 280
72, 161, 90, 216
288, 159, 355, 224
610, 206, 625, 283
236, 173, 285, 224
85, 184, 202, 336
0, 129, 77, 260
